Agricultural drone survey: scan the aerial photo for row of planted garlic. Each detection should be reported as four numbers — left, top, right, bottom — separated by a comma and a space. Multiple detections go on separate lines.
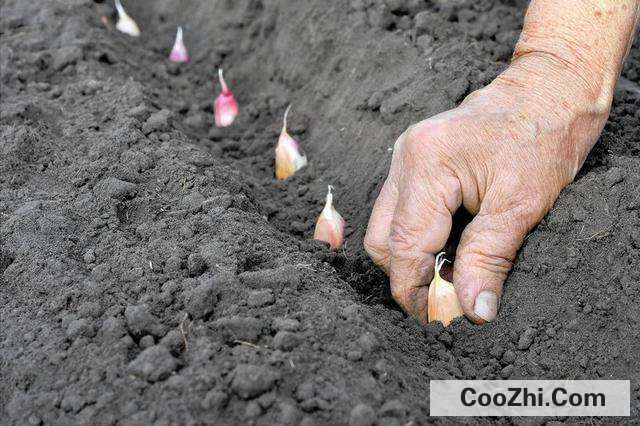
111, 0, 346, 251
113, 2, 465, 326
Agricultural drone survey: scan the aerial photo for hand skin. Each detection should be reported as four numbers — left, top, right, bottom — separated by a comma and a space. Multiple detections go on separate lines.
364, 0, 640, 324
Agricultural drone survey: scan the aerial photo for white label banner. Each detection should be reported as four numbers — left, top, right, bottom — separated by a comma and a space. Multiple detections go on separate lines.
430, 380, 630, 416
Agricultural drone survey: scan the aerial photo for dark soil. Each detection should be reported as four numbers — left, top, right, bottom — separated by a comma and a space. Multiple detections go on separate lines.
1, 0, 639, 424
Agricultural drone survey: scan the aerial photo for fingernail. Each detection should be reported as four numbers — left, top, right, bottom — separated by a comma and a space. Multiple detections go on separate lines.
474, 291, 498, 322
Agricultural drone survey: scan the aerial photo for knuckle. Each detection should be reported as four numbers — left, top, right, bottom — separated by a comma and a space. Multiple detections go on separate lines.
425, 175, 461, 216
495, 188, 550, 232
458, 223, 515, 275
388, 224, 418, 259
389, 282, 409, 310
363, 233, 388, 265
458, 240, 514, 278
403, 123, 421, 141
525, 188, 552, 214
397, 121, 465, 181
363, 232, 375, 253
402, 130, 428, 156
401, 122, 446, 159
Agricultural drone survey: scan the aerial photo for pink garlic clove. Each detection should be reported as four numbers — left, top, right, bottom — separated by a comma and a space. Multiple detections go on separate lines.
313, 185, 346, 250
101, 16, 112, 31
275, 105, 307, 180
169, 26, 189, 63
214, 68, 239, 127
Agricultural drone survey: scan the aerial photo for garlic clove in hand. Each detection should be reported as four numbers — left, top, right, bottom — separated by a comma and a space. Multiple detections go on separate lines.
427, 253, 464, 326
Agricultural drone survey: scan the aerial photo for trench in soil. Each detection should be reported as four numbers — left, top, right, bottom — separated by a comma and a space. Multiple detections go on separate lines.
121, 0, 513, 310
2, 0, 640, 423
123, 0, 412, 309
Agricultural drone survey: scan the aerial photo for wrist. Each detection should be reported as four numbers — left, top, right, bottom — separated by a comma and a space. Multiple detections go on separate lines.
495, 52, 612, 121
506, 0, 639, 121
491, 53, 611, 151
472, 52, 612, 181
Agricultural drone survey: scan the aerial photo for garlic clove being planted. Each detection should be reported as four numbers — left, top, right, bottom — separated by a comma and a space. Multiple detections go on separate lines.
214, 68, 239, 127
427, 253, 464, 326
313, 185, 346, 250
169, 26, 189, 63
114, 0, 140, 37
275, 105, 307, 180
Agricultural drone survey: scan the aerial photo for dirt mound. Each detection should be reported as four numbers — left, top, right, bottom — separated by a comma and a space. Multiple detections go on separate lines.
1, 0, 639, 424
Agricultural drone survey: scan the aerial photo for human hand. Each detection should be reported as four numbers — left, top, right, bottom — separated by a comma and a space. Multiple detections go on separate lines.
364, 54, 610, 324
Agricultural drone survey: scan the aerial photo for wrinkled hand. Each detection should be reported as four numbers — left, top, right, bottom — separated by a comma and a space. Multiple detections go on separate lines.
364, 55, 609, 324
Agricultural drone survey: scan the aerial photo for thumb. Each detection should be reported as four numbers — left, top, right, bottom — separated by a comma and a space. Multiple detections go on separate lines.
453, 202, 536, 324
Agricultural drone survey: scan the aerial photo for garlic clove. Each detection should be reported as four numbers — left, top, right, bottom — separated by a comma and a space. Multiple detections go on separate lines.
101, 16, 112, 31
114, 0, 140, 37
428, 253, 464, 326
169, 26, 189, 63
313, 185, 346, 250
275, 105, 307, 180
214, 68, 239, 127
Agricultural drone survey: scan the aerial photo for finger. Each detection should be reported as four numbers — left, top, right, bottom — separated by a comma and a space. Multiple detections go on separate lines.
364, 176, 398, 273
364, 133, 406, 273
388, 170, 462, 324
453, 196, 540, 324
